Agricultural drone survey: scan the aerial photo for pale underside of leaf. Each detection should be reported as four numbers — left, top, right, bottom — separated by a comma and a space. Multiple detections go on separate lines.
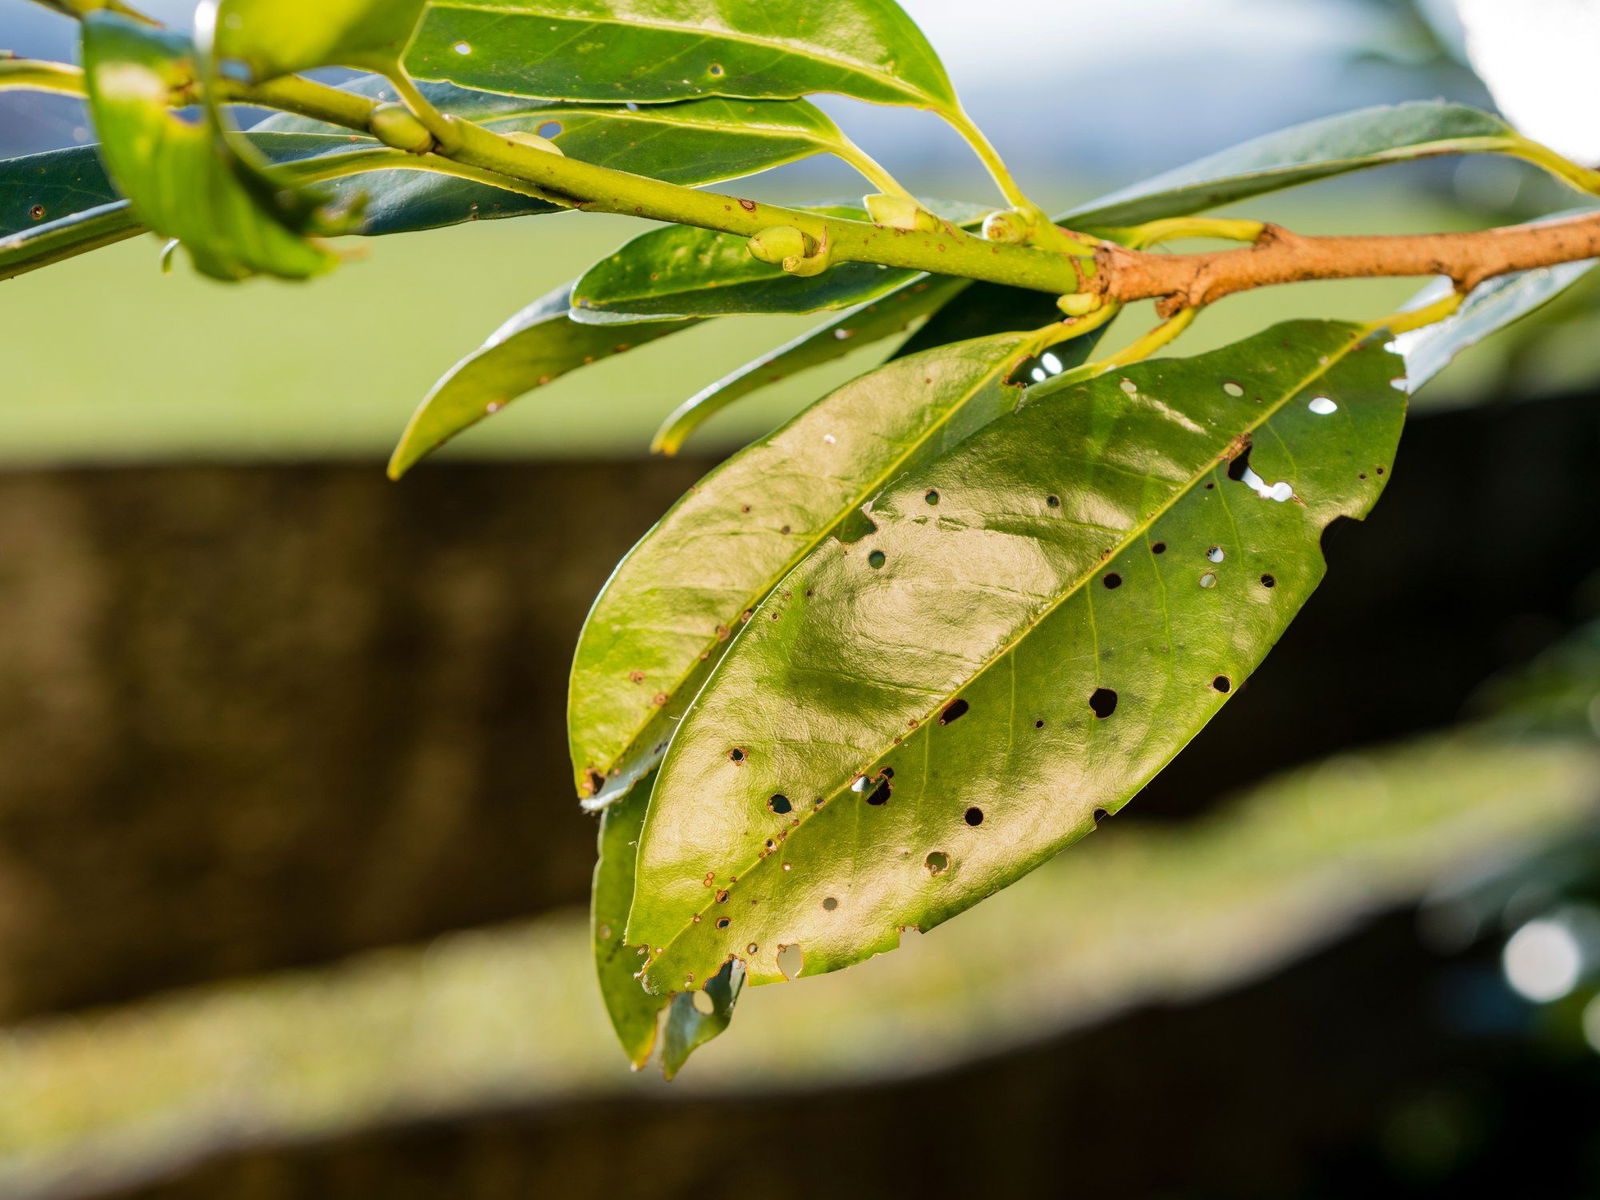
629, 320, 1409, 992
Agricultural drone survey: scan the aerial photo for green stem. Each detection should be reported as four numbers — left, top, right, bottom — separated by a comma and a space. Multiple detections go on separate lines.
384, 68, 463, 152
1502, 134, 1600, 196
939, 103, 1032, 211
833, 137, 915, 201
0, 59, 85, 96
0, 201, 141, 282
1048, 307, 1199, 389
1367, 288, 1465, 337
1106, 217, 1267, 251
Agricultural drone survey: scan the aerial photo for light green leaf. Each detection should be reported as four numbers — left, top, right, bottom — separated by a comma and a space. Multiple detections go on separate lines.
388, 282, 691, 478
1396, 260, 1599, 392
569, 332, 1043, 808
407, 0, 957, 110
628, 320, 1408, 991
571, 203, 990, 322
213, 0, 427, 80
81, 14, 340, 280
1066, 101, 1516, 229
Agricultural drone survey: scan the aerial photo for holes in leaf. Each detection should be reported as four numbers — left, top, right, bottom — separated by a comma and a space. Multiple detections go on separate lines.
964, 806, 984, 827
747, 943, 759, 955
452, 40, 472, 54
1152, 542, 1167, 555
777, 943, 804, 980
29, 204, 45, 221
1103, 572, 1123, 589
866, 777, 892, 806
709, 63, 726, 77
940, 698, 969, 725
1212, 675, 1232, 693
925, 850, 950, 876
716, 917, 730, 929
1093, 808, 1109, 826
1226, 442, 1254, 482
537, 120, 563, 139
715, 889, 729, 903
822, 896, 839, 911
1199, 572, 1217, 589
768, 793, 792, 815
1034, 718, 1045, 728
692, 990, 716, 1015
867, 549, 887, 569
1260, 574, 1277, 588
1206, 546, 1225, 563
1222, 380, 1245, 397
1089, 687, 1118, 718
925, 489, 940, 505
728, 747, 745, 762
1046, 494, 1061, 508
1308, 396, 1338, 415
1119, 377, 1137, 395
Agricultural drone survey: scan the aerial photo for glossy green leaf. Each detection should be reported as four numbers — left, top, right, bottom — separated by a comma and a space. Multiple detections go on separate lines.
570, 204, 992, 322
81, 14, 338, 280
628, 320, 1408, 992
1396, 260, 1599, 391
593, 771, 744, 1074
569, 332, 1043, 808
389, 282, 691, 477
888, 279, 1073, 361
592, 774, 665, 1067
0, 200, 139, 279
651, 275, 970, 455
1066, 101, 1515, 229
407, 0, 957, 110
213, 0, 425, 80
260, 76, 865, 190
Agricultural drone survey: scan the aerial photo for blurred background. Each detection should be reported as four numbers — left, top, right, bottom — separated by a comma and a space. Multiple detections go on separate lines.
4, 0, 1600, 1195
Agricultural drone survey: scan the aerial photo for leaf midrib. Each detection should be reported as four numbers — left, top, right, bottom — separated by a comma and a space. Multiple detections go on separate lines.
647, 322, 1374, 962
423, 2, 944, 107
591, 334, 1034, 782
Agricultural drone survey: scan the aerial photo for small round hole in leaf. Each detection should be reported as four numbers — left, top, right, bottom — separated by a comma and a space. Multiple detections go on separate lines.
1089, 687, 1118, 718
964, 806, 984, 826
925, 851, 950, 876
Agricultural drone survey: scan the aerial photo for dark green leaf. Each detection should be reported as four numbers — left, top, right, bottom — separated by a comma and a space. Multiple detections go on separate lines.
628, 320, 1407, 991
0, 200, 139, 279
650, 275, 969, 455
214, 0, 426, 80
1397, 261, 1599, 392
569, 332, 1041, 808
388, 282, 691, 478
407, 0, 957, 110
889, 279, 1071, 361
81, 14, 336, 280
660, 959, 742, 1079
1066, 102, 1515, 229
592, 774, 666, 1068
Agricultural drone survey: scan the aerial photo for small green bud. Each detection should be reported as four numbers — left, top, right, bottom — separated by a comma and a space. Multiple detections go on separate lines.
504, 129, 565, 156
1057, 293, 1102, 318
368, 103, 434, 154
982, 208, 1033, 245
864, 192, 940, 232
748, 225, 811, 266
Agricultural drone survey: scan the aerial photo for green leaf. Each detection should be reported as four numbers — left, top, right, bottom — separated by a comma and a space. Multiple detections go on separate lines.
569, 332, 1045, 808
650, 275, 970, 455
213, 0, 426, 80
388, 282, 691, 478
407, 0, 957, 110
627, 319, 1408, 991
0, 200, 139, 279
889, 279, 1072, 361
1066, 101, 1515, 229
592, 774, 666, 1068
1396, 260, 1599, 392
659, 959, 742, 1079
260, 76, 866, 190
81, 14, 338, 280
571, 203, 991, 322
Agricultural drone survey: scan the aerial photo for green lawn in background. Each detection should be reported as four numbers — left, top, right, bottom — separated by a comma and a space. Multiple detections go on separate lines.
0, 187, 1557, 465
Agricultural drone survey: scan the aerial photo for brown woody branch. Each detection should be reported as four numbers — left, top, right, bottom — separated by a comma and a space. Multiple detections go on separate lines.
1092, 211, 1600, 316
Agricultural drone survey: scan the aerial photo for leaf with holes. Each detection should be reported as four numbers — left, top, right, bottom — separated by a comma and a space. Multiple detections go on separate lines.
388, 282, 692, 477
407, 0, 957, 110
213, 0, 426, 80
569, 331, 1072, 810
570, 203, 988, 323
627, 319, 1408, 993
81, 14, 341, 280
594, 771, 745, 1073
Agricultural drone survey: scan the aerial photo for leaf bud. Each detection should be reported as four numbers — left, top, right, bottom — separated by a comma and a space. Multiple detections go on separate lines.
368, 103, 435, 154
